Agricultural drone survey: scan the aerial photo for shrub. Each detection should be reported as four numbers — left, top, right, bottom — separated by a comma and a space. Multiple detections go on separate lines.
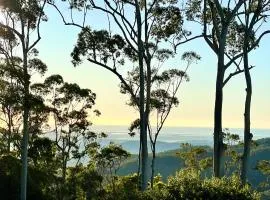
163, 169, 260, 200
93, 169, 260, 200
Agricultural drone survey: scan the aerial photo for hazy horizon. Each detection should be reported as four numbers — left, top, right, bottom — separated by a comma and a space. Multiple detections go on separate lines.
91, 124, 270, 130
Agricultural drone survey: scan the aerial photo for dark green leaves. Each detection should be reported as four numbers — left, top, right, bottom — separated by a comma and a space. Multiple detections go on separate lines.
256, 160, 270, 176
72, 27, 127, 66
44, 74, 64, 86
151, 5, 183, 39
94, 143, 130, 175
185, 0, 202, 21
181, 51, 201, 64
28, 58, 47, 75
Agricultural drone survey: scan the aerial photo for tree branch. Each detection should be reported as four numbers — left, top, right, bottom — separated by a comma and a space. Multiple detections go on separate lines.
28, 0, 47, 52
87, 58, 139, 106
223, 66, 254, 88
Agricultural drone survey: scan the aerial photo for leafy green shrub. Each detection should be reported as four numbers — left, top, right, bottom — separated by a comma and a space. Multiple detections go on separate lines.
164, 169, 260, 200
103, 173, 142, 200
102, 170, 260, 200
0, 155, 53, 200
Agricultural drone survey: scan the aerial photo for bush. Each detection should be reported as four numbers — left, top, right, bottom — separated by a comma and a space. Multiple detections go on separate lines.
0, 155, 52, 200
103, 170, 260, 200
163, 169, 260, 200
103, 173, 142, 200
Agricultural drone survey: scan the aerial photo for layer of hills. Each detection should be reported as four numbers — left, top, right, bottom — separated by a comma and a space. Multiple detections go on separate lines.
118, 138, 270, 198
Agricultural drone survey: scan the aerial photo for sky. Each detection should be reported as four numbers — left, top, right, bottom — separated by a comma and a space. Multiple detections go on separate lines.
33, 4, 270, 129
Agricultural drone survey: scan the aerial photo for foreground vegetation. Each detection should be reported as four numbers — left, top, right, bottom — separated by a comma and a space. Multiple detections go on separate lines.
0, 154, 261, 200
120, 138, 270, 190
1, 137, 269, 199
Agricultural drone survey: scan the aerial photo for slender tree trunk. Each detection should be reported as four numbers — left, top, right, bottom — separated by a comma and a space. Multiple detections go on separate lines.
7, 108, 12, 153
150, 145, 156, 188
241, 32, 252, 184
213, 69, 224, 177
213, 29, 227, 177
145, 60, 151, 188
139, 50, 148, 191
135, 0, 148, 190
20, 49, 30, 200
60, 150, 67, 200
137, 139, 141, 185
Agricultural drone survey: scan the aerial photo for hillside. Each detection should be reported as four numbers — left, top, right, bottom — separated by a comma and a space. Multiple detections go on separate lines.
118, 138, 270, 189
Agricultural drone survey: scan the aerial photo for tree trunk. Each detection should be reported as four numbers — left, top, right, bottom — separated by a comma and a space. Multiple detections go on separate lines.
213, 29, 227, 177
213, 71, 224, 177
139, 50, 148, 191
135, 0, 148, 190
7, 108, 12, 153
150, 145, 156, 188
241, 33, 252, 184
60, 150, 67, 200
137, 139, 141, 185
20, 50, 30, 200
145, 59, 151, 188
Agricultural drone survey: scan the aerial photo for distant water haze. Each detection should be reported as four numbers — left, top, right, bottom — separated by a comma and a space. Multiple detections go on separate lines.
91, 125, 270, 154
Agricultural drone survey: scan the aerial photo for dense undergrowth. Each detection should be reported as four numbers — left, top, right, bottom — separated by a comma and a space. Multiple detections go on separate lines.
0, 155, 261, 200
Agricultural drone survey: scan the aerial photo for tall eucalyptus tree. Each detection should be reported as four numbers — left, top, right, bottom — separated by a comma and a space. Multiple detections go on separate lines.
49, 0, 185, 190
126, 51, 200, 187
180, 0, 270, 178
0, 1, 48, 199
32, 74, 102, 199
179, 0, 254, 177
234, 0, 270, 183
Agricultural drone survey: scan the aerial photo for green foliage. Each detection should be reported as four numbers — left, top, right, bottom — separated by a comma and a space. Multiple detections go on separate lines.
164, 169, 260, 200
102, 170, 260, 200
95, 143, 131, 175
63, 165, 104, 200
103, 174, 142, 200
256, 160, 270, 176
0, 155, 55, 200
256, 160, 270, 189
222, 129, 242, 175
177, 143, 212, 171
28, 137, 56, 170
120, 138, 270, 192
151, 4, 183, 39
0, 1, 269, 199
77, 166, 104, 199
94, 143, 131, 194
0, 0, 47, 26
71, 27, 127, 67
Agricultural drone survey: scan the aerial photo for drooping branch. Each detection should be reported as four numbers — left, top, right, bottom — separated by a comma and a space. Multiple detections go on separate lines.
47, 2, 85, 30
87, 58, 139, 106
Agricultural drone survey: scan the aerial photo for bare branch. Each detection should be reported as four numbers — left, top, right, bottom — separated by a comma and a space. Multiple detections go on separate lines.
28, 0, 47, 52
223, 66, 254, 87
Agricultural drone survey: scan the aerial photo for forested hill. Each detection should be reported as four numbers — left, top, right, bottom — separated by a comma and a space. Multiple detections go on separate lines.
118, 137, 270, 188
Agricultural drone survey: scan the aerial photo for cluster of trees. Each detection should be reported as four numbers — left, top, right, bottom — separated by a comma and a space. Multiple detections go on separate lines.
0, 0, 269, 199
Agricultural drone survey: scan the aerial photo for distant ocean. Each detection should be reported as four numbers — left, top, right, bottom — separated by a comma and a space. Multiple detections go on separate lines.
67, 125, 269, 161
92, 125, 270, 147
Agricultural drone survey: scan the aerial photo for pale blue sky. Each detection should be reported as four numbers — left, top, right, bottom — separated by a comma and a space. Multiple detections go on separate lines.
34, 5, 270, 129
